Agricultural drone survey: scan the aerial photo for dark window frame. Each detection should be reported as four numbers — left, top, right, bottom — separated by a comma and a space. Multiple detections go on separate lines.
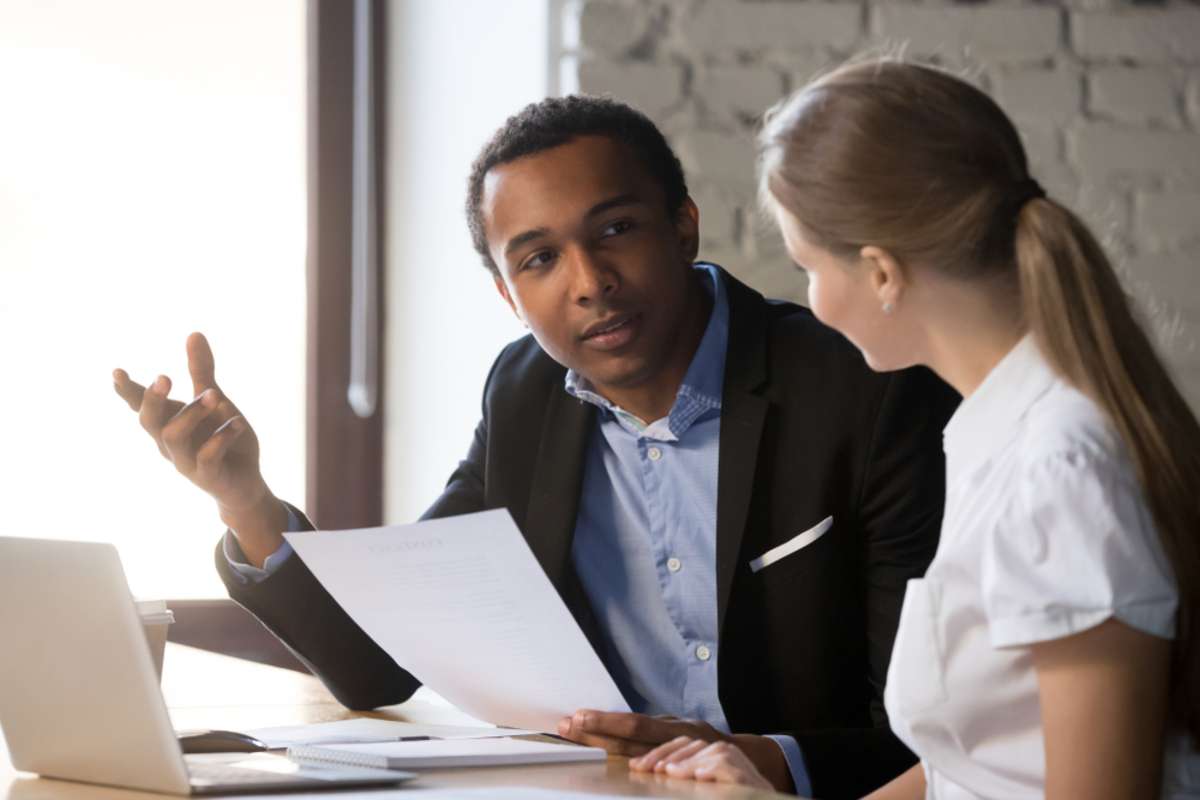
167, 0, 386, 670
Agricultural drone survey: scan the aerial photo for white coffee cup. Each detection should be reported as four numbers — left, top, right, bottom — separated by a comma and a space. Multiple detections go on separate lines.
136, 599, 175, 680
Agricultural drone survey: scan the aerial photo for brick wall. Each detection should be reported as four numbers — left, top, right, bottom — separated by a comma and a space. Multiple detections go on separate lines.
554, 0, 1200, 405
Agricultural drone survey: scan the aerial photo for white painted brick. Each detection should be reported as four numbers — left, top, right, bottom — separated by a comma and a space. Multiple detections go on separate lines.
1120, 250, 1200, 407
1173, 372, 1200, 420
575, 0, 650, 56
728, 228, 809, 304
768, 49, 836, 92
1067, 125, 1200, 183
681, 1, 862, 53
675, 129, 758, 187
696, 65, 787, 124
577, 60, 684, 117
691, 182, 740, 247
1072, 9, 1200, 64
746, 259, 810, 306
1062, 0, 1129, 9
1088, 67, 1180, 127
1136, 191, 1200, 253
1187, 73, 1200, 129
1036, 161, 1080, 208
992, 67, 1081, 125
1122, 250, 1200, 320
697, 242, 746, 276
871, 4, 1061, 63
1071, 181, 1132, 247
1015, 121, 1062, 177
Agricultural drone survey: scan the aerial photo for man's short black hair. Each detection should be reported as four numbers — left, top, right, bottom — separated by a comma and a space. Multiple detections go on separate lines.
466, 94, 689, 275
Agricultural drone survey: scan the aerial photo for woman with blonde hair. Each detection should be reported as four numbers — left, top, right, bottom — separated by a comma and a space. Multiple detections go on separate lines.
630, 59, 1200, 798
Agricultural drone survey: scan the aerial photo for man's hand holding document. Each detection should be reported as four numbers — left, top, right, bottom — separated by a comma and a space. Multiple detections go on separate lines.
284, 509, 631, 732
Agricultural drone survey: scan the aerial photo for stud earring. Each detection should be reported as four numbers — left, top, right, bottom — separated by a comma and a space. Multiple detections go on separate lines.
882, 302, 894, 315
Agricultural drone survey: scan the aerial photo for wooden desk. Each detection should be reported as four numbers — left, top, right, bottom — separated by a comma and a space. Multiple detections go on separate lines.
0, 644, 794, 799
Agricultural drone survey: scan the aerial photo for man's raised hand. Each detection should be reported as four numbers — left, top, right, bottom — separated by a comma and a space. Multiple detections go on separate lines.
113, 332, 286, 565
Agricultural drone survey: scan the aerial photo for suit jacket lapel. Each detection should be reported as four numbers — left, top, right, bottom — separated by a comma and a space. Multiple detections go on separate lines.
715, 271, 771, 634
521, 380, 607, 651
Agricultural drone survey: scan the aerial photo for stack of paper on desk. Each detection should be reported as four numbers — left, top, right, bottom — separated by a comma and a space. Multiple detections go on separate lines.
287, 737, 607, 770
284, 509, 630, 732
246, 718, 538, 749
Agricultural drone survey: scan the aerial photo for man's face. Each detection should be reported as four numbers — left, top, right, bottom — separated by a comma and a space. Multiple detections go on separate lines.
483, 135, 700, 392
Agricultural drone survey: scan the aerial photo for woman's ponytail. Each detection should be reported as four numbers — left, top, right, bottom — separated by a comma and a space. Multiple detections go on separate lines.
1016, 198, 1200, 743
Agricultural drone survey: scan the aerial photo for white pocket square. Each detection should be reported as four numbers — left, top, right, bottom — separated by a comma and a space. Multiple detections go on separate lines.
748, 516, 834, 573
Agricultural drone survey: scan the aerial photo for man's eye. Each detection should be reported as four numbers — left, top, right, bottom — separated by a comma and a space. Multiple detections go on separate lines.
522, 250, 555, 271
600, 220, 634, 237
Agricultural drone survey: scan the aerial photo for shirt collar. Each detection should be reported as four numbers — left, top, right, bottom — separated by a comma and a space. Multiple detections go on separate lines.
942, 334, 1058, 481
564, 263, 729, 441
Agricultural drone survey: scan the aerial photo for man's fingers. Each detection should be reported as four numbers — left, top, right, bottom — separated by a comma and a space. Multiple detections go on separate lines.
139, 375, 176, 447
112, 369, 146, 412
186, 332, 218, 395
560, 730, 652, 758
160, 389, 227, 473
564, 710, 684, 745
195, 414, 246, 481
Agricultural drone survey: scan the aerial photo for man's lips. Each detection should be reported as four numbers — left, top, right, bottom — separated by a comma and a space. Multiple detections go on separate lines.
579, 312, 641, 350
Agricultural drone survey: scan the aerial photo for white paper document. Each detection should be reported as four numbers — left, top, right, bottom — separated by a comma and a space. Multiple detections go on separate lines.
287, 737, 606, 769
284, 509, 630, 731
245, 718, 538, 749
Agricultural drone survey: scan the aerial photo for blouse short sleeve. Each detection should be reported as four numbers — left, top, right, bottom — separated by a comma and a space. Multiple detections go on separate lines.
981, 446, 1178, 649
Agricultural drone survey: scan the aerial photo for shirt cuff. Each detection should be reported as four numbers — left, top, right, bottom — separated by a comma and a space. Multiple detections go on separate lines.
221, 506, 301, 584
763, 734, 812, 798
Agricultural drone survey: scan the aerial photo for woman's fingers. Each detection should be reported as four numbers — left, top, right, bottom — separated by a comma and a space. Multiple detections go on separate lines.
660, 741, 773, 789
652, 739, 708, 772
629, 737, 702, 772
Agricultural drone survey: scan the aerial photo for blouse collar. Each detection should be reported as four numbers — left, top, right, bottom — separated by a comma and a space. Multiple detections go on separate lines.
942, 334, 1059, 482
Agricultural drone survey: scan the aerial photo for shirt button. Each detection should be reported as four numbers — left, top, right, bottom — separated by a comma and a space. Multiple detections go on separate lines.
667, 557, 682, 573
647, 446, 662, 461
695, 645, 711, 662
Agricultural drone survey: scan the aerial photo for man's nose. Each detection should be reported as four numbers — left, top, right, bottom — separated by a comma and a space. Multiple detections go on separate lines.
567, 247, 619, 304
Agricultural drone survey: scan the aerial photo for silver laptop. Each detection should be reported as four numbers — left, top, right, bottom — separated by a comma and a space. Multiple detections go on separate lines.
0, 536, 415, 795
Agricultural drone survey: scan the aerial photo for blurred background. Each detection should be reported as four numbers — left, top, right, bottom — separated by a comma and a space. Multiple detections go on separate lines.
2, 0, 1198, 607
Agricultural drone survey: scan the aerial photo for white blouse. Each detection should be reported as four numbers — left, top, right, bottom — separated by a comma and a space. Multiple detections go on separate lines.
883, 335, 1199, 798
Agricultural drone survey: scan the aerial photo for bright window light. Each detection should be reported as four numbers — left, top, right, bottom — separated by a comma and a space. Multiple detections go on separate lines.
0, 1, 305, 599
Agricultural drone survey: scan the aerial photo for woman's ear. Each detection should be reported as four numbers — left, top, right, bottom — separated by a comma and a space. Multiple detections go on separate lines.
860, 245, 907, 312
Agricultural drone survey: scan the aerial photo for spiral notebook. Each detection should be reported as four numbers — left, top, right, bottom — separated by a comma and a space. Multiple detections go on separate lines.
286, 738, 607, 770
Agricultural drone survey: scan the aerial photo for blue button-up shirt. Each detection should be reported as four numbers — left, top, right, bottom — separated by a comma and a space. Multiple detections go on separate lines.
564, 264, 808, 794
565, 264, 729, 726
225, 263, 809, 794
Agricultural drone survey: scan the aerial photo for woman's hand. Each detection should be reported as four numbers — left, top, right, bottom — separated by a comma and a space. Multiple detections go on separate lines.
629, 736, 774, 791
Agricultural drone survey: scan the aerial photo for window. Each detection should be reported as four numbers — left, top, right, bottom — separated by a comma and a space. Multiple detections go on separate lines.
0, 1, 305, 600
381, 1, 543, 520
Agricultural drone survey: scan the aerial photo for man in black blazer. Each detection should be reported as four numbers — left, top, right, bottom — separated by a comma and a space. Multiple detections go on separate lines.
114, 96, 957, 798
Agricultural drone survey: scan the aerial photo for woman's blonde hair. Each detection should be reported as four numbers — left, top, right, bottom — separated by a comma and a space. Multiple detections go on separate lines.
758, 58, 1200, 742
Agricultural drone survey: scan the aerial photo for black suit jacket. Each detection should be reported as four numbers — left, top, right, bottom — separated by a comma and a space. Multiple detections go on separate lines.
217, 269, 958, 798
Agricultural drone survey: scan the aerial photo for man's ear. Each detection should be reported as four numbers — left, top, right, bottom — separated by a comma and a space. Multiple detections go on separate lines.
675, 197, 700, 265
860, 245, 907, 308
493, 273, 525, 325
